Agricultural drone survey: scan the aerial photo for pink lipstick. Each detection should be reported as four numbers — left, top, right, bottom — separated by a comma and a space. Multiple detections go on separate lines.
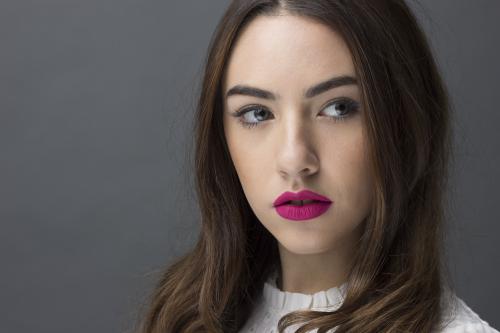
273, 189, 332, 221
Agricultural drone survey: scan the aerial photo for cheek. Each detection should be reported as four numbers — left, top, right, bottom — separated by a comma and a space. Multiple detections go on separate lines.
331, 129, 373, 218
223, 120, 267, 201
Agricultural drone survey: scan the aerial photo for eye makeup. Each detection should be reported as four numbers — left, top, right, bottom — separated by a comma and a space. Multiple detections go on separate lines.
230, 97, 360, 129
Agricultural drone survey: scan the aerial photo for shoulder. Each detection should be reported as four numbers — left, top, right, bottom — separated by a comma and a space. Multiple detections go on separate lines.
438, 295, 499, 333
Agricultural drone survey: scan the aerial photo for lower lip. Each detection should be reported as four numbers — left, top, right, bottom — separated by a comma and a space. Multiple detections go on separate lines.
274, 202, 332, 221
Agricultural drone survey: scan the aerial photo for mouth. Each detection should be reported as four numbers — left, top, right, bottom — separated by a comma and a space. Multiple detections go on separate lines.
274, 196, 333, 221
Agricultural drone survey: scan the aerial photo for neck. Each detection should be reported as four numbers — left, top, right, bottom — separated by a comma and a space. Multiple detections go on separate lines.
276, 229, 359, 294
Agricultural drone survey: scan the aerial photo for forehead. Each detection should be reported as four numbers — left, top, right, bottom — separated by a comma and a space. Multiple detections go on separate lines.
223, 14, 356, 92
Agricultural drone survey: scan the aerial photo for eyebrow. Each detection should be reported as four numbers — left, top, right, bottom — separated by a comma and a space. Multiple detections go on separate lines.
225, 75, 357, 100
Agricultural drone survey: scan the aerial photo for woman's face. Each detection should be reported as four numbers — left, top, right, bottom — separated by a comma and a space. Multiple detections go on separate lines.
222, 14, 373, 256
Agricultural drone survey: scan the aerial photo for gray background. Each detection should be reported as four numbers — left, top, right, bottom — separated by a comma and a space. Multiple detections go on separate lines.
1, 1, 498, 332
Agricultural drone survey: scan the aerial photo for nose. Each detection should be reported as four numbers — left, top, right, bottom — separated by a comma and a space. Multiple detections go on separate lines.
276, 115, 319, 181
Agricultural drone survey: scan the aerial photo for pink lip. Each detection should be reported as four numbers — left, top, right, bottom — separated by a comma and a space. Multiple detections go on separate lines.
273, 189, 333, 221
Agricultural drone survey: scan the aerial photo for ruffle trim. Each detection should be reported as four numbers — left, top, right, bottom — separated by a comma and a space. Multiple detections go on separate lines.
262, 269, 348, 311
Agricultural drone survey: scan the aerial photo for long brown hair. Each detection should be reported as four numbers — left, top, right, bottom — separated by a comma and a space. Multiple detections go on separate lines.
135, 0, 456, 332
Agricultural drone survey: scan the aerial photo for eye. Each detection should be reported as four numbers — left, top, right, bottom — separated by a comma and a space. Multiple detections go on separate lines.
321, 98, 360, 122
232, 105, 273, 129
231, 97, 360, 129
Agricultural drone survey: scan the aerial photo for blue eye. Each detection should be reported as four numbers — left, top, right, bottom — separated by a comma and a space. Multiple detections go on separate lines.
232, 98, 359, 129
322, 98, 360, 121
232, 105, 273, 129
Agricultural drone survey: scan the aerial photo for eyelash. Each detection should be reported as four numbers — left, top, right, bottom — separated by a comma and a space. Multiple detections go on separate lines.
231, 97, 360, 129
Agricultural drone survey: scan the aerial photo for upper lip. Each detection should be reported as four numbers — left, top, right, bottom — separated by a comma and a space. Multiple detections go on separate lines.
273, 189, 332, 207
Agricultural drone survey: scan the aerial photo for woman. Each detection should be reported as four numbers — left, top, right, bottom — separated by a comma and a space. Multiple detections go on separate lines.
136, 1, 499, 332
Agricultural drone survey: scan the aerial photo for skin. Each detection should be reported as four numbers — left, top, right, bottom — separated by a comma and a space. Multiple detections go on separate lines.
222, 13, 374, 294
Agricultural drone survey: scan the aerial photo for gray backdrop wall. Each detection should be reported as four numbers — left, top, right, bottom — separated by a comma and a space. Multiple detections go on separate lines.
1, 1, 498, 332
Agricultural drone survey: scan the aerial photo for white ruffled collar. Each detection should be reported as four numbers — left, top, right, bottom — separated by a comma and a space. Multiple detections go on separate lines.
262, 269, 348, 311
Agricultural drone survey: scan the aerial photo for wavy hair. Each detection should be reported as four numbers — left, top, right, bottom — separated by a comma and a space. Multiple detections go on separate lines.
135, 0, 456, 332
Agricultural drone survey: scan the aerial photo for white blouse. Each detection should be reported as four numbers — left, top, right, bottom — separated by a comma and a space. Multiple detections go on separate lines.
238, 270, 499, 333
